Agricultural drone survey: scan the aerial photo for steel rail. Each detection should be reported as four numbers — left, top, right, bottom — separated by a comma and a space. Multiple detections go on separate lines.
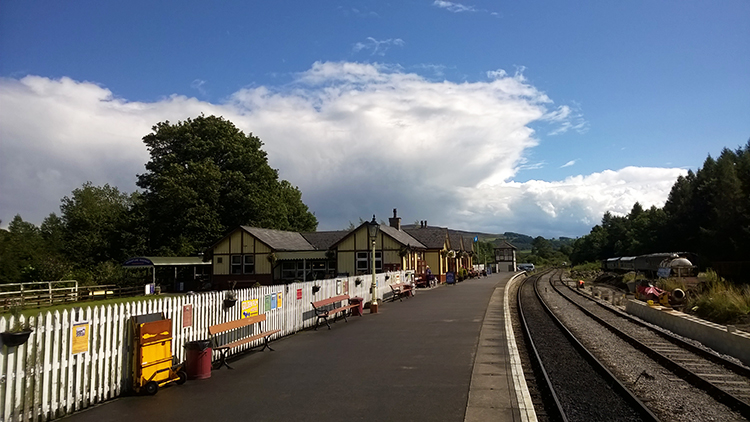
531, 271, 659, 422
517, 270, 568, 422
549, 273, 750, 420
518, 269, 659, 422
556, 272, 750, 378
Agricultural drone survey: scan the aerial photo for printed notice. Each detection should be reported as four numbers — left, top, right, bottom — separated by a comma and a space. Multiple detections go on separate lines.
242, 299, 259, 318
71, 322, 90, 355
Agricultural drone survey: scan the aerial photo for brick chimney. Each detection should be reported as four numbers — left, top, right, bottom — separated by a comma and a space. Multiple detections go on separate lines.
389, 208, 401, 230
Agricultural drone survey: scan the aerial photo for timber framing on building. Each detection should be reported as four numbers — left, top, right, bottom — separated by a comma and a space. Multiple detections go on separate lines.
207, 208, 480, 287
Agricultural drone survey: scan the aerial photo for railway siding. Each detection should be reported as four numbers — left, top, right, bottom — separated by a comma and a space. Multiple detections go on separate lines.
625, 300, 750, 367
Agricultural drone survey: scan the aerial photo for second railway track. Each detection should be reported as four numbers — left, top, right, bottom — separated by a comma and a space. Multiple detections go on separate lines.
518, 269, 658, 422
523, 268, 749, 422
547, 272, 750, 419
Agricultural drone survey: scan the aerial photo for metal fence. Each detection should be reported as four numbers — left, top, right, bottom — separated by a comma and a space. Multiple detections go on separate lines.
0, 272, 406, 422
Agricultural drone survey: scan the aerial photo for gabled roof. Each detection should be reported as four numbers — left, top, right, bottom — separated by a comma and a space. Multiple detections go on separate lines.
403, 227, 448, 249
241, 226, 315, 251
329, 222, 427, 249
379, 225, 426, 249
301, 231, 350, 250
447, 231, 464, 251
495, 240, 517, 250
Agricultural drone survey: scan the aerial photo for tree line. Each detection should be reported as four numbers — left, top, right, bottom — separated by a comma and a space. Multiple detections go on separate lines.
0, 115, 317, 285
569, 140, 750, 271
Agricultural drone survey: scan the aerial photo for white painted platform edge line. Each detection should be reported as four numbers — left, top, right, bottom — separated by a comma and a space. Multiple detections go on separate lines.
504, 273, 537, 422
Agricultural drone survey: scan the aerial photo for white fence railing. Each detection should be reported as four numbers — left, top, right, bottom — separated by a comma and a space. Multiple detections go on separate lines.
0, 272, 407, 422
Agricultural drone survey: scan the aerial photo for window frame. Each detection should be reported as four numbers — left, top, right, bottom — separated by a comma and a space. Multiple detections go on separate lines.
243, 254, 255, 274
230, 255, 242, 274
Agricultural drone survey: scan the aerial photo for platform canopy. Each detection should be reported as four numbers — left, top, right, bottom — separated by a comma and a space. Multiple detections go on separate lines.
122, 256, 211, 269
122, 257, 212, 286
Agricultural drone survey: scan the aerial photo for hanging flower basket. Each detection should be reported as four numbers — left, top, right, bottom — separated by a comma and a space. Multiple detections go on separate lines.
2, 330, 32, 347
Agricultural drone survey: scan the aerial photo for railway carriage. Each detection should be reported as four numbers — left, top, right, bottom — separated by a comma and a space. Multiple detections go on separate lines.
602, 252, 697, 278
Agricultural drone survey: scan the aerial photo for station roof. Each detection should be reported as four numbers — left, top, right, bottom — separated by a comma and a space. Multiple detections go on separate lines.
122, 257, 211, 268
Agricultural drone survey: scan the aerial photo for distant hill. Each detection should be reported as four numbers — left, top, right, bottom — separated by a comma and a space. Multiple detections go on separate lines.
400, 225, 541, 251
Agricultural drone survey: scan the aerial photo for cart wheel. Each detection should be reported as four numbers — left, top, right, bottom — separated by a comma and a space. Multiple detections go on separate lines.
176, 370, 188, 385
145, 381, 159, 395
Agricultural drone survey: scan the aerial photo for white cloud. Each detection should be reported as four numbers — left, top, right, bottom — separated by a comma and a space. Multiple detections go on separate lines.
0, 64, 684, 237
190, 79, 207, 96
560, 160, 576, 168
353, 37, 405, 56
456, 167, 687, 237
433, 1, 499, 16
433, 1, 477, 13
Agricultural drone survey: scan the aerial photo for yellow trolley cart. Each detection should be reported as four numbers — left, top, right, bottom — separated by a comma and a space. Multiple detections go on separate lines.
133, 316, 187, 395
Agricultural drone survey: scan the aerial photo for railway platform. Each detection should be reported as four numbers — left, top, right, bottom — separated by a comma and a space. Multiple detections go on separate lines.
63, 272, 533, 422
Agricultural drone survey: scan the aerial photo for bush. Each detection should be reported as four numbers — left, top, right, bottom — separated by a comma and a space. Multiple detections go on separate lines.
685, 275, 750, 324
569, 261, 602, 281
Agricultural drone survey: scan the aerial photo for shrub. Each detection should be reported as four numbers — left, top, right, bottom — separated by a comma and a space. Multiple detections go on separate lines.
685, 276, 750, 324
569, 261, 602, 281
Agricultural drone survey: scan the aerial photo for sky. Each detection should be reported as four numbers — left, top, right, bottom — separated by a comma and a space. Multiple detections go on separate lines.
1, 0, 748, 239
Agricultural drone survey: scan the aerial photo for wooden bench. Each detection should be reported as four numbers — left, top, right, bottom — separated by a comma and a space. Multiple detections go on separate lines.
414, 276, 429, 288
208, 313, 281, 370
311, 295, 360, 330
389, 283, 414, 302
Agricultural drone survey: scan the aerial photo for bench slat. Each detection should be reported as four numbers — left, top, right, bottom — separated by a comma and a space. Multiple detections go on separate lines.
209, 313, 266, 335
217, 329, 281, 350
311, 294, 349, 308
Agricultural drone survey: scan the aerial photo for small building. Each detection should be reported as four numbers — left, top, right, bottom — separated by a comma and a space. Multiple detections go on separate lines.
494, 240, 517, 272
122, 256, 212, 292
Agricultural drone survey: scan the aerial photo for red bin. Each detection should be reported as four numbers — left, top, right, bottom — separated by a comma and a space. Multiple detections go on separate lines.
184, 340, 212, 380
349, 297, 364, 316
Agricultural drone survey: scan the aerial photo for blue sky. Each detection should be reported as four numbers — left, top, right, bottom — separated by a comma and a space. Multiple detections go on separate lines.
1, 0, 748, 238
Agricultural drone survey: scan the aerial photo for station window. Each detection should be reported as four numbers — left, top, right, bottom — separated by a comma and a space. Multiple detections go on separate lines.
356, 252, 369, 271
231, 255, 242, 274
356, 251, 382, 271
244, 255, 255, 274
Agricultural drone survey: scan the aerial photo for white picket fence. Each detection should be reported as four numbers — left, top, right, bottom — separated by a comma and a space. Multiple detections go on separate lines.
0, 272, 405, 422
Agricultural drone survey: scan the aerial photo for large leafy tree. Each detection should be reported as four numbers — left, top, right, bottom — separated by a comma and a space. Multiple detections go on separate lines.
136, 115, 317, 255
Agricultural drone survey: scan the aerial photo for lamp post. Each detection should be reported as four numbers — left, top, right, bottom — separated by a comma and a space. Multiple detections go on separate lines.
368, 215, 380, 314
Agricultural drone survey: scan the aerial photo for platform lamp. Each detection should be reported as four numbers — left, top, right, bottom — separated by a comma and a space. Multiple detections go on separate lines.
368, 215, 380, 313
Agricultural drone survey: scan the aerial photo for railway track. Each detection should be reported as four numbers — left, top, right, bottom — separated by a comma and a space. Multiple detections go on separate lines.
517, 270, 658, 421
548, 272, 750, 420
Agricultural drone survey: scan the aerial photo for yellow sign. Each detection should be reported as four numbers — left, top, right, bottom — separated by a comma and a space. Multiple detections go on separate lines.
241, 299, 259, 318
277, 292, 282, 309
71, 322, 89, 355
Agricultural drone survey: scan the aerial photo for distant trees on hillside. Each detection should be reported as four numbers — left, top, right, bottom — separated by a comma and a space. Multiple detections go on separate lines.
570, 140, 750, 270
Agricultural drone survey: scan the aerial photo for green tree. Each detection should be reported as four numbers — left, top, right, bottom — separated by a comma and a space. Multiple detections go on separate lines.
60, 182, 138, 268
531, 236, 554, 259
0, 215, 45, 283
136, 115, 317, 255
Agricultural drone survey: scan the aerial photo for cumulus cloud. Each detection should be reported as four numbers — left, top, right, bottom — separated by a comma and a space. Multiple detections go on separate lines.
0, 64, 684, 237
456, 167, 686, 237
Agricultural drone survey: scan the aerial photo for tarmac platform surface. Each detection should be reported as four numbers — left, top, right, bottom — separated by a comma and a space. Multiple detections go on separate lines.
64, 272, 531, 422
